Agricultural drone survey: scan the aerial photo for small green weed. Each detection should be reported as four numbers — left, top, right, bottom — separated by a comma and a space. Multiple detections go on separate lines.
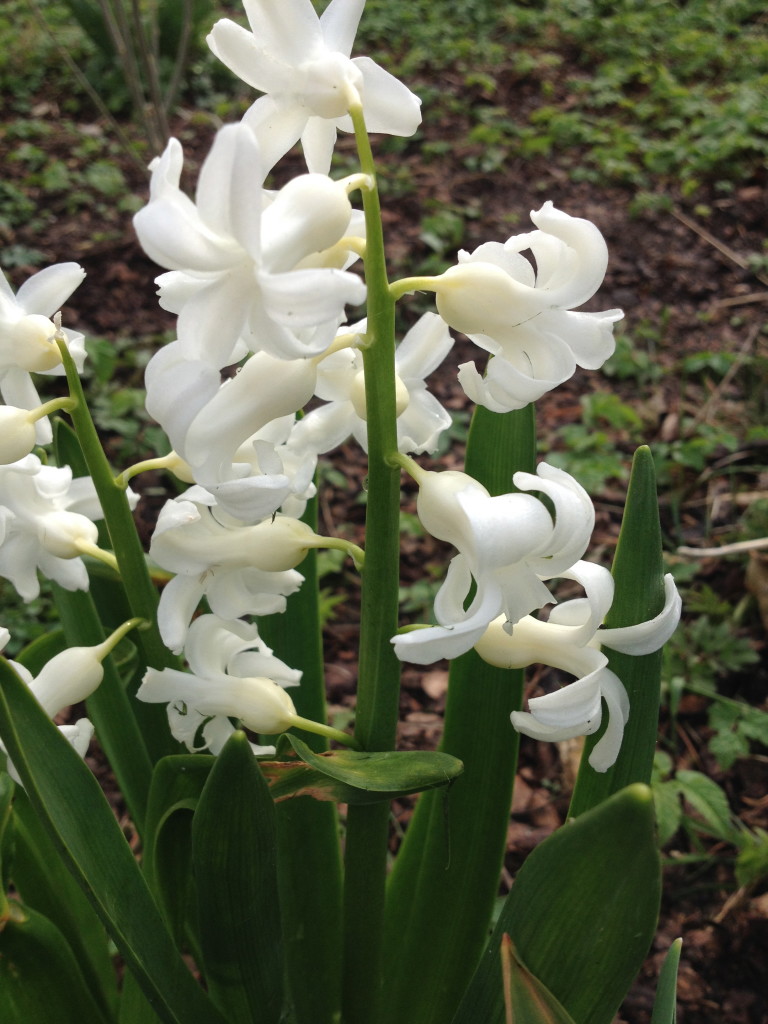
652, 751, 768, 891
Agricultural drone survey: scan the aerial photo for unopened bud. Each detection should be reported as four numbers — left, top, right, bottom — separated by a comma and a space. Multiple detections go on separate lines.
0, 406, 37, 463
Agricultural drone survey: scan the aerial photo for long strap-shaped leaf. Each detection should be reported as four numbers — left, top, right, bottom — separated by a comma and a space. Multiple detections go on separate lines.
380, 404, 536, 1024
569, 446, 667, 817
451, 784, 661, 1024
0, 902, 113, 1024
192, 730, 284, 1024
11, 789, 118, 1020
259, 513, 344, 1024
0, 657, 225, 1024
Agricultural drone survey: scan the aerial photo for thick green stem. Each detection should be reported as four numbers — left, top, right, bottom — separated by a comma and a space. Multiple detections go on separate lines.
341, 102, 402, 1024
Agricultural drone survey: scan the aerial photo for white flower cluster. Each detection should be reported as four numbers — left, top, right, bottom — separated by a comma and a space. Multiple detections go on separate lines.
0, 0, 680, 772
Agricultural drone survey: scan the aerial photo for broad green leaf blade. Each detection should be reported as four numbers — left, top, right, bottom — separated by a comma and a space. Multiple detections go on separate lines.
0, 658, 225, 1024
283, 734, 463, 799
259, 514, 343, 1024
11, 789, 117, 1019
452, 784, 661, 1024
381, 403, 536, 1024
500, 935, 577, 1024
192, 731, 283, 1024
569, 447, 668, 817
651, 938, 682, 1024
0, 902, 113, 1024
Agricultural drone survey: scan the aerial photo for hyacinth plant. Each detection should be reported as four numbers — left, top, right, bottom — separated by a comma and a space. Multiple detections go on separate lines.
0, 2, 685, 1023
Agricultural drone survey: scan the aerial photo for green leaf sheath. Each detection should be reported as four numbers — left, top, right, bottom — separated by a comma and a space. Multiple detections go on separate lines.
191, 731, 284, 1024
569, 446, 668, 817
380, 404, 536, 1024
452, 784, 661, 1024
0, 658, 225, 1024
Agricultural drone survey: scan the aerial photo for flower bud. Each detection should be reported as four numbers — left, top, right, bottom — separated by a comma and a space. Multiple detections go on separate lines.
30, 646, 106, 717
0, 406, 37, 463
36, 510, 99, 559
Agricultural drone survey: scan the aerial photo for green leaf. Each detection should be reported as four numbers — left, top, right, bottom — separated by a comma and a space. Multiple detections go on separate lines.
452, 785, 661, 1024
0, 657, 224, 1024
500, 935, 577, 1024
381, 403, 536, 1024
281, 734, 462, 801
735, 828, 768, 889
651, 938, 682, 1024
14, 629, 67, 676
676, 770, 733, 841
192, 731, 283, 1024
144, 756, 213, 949
652, 778, 684, 846
11, 789, 117, 1019
259, 507, 343, 1024
0, 902, 113, 1024
570, 446, 668, 817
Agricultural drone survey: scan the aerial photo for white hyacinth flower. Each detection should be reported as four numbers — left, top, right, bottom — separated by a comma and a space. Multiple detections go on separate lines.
392, 463, 595, 664
133, 123, 367, 367
144, 342, 318, 516
430, 202, 623, 411
0, 456, 111, 600
0, 263, 86, 444
291, 313, 453, 455
207, 0, 422, 173
475, 563, 681, 771
138, 615, 302, 756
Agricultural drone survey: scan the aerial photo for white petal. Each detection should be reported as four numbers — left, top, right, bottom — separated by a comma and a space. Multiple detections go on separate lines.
242, 0, 321, 65
157, 574, 204, 654
14, 263, 86, 316
598, 574, 682, 655
175, 269, 253, 366
185, 353, 317, 477
196, 123, 264, 256
207, 18, 298, 93
320, 0, 365, 55
352, 57, 422, 135
291, 401, 356, 454
527, 201, 610, 308
587, 671, 630, 772
395, 389, 451, 455
261, 175, 353, 272
513, 463, 594, 575
260, 266, 366, 331
206, 565, 303, 620
300, 116, 339, 174
245, 95, 309, 172
538, 308, 622, 369
395, 312, 453, 379
526, 671, 603, 730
